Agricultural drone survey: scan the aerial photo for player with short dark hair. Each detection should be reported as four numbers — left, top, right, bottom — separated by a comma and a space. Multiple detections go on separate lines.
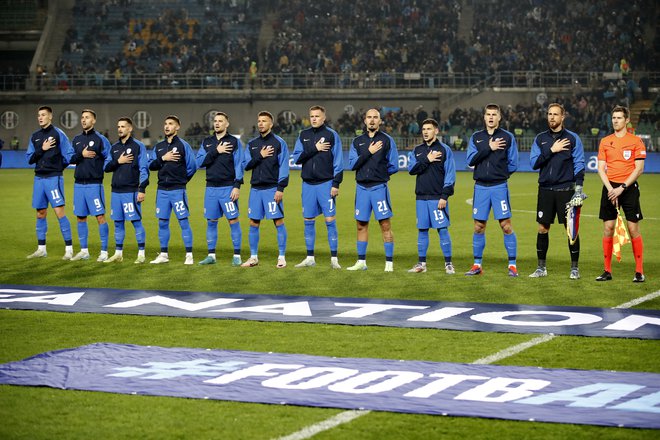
69, 109, 112, 262
529, 103, 586, 279
149, 115, 197, 264
241, 111, 290, 268
465, 103, 519, 277
292, 105, 343, 269
103, 117, 150, 264
196, 112, 244, 266
26, 105, 75, 260
596, 105, 646, 282
347, 108, 399, 272
407, 118, 456, 274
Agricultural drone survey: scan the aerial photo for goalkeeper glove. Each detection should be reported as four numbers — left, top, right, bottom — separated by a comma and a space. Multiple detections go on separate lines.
568, 185, 587, 207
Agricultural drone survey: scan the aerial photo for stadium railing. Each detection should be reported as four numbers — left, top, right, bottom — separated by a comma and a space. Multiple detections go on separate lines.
3, 71, 658, 92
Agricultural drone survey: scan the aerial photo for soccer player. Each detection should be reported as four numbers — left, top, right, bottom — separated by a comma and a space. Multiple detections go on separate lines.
26, 105, 75, 260
68, 109, 112, 262
195, 112, 244, 266
529, 103, 586, 279
292, 105, 343, 269
103, 117, 149, 264
347, 108, 399, 272
149, 115, 197, 265
465, 103, 519, 277
596, 105, 646, 282
407, 118, 456, 274
241, 111, 290, 268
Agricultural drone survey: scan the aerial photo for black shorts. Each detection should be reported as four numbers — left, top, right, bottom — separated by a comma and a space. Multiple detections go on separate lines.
536, 188, 573, 225
599, 182, 643, 222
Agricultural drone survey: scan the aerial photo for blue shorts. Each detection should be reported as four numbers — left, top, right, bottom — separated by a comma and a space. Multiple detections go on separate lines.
354, 183, 393, 222
204, 186, 239, 220
32, 176, 65, 209
416, 199, 450, 229
111, 192, 142, 221
472, 182, 511, 221
73, 183, 105, 217
248, 187, 284, 220
156, 189, 190, 220
302, 180, 336, 218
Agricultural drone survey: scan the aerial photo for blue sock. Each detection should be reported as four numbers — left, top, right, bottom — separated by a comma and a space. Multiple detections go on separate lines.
326, 220, 338, 257
77, 221, 88, 249
384, 241, 394, 262
132, 220, 145, 249
473, 232, 485, 265
504, 232, 517, 266
58, 216, 72, 246
99, 222, 109, 251
249, 225, 260, 255
439, 227, 452, 262
230, 221, 242, 254
179, 217, 193, 252
304, 219, 316, 256
206, 219, 218, 253
357, 240, 368, 260
276, 223, 287, 256
115, 221, 125, 250
36, 217, 47, 245
158, 219, 170, 252
417, 229, 429, 262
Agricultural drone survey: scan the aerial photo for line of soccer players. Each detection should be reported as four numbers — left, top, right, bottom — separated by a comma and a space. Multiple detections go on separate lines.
25, 104, 646, 282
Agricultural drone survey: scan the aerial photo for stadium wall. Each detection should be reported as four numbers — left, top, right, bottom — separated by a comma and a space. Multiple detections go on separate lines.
0, 89, 576, 147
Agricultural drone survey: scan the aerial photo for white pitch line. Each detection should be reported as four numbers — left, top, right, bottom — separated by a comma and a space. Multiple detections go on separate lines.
274, 410, 371, 440
614, 290, 660, 309
272, 290, 660, 440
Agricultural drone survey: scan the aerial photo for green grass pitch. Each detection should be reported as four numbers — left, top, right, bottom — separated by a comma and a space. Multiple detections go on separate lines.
0, 168, 658, 439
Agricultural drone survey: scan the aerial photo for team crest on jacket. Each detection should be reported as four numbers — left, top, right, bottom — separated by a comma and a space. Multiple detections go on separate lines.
623, 150, 632, 160
538, 211, 543, 218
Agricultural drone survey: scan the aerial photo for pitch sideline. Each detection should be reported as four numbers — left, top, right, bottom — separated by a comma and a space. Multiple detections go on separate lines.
273, 289, 660, 440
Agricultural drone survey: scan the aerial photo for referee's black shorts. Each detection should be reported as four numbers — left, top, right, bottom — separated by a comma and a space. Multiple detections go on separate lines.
599, 181, 643, 222
536, 187, 573, 225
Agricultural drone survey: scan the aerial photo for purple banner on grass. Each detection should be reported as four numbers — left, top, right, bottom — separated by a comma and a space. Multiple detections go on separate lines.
1, 343, 658, 428
1, 284, 659, 339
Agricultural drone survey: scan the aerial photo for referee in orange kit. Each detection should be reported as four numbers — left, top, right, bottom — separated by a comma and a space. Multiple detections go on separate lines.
596, 105, 646, 282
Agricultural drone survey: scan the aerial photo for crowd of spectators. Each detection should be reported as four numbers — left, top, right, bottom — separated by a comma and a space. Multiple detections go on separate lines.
56, 0, 259, 80
263, 0, 462, 75
52, 0, 656, 80
467, 0, 655, 74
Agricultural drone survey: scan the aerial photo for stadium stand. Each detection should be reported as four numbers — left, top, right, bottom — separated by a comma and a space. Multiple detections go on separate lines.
55, 0, 260, 87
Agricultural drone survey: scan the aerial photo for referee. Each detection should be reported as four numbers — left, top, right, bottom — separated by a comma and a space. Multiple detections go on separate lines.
596, 105, 646, 282
528, 103, 585, 279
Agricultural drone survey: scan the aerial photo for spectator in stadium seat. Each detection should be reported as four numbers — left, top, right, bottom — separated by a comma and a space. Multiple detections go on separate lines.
528, 103, 586, 280
148, 115, 197, 265
26, 106, 75, 260
103, 117, 150, 264
465, 104, 519, 277
292, 105, 343, 269
11, 136, 20, 150
241, 111, 290, 269
407, 118, 456, 275
68, 109, 112, 263
195, 112, 244, 267
596, 105, 646, 283
346, 108, 399, 272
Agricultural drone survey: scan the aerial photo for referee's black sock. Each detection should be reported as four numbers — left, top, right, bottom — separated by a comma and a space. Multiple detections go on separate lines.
536, 232, 549, 267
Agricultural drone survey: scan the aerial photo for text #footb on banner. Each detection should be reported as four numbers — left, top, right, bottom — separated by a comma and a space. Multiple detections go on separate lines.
0, 343, 659, 429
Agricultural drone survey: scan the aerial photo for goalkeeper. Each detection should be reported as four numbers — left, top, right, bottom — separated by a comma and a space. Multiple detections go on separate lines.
528, 103, 586, 280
